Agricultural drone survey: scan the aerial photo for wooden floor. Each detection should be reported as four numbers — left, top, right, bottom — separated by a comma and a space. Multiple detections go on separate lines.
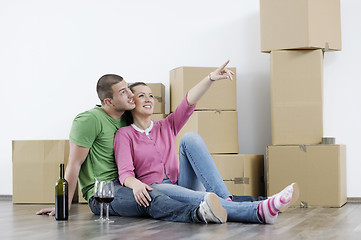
1, 200, 361, 240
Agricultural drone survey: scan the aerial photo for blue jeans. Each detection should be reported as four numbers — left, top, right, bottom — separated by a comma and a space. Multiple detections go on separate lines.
151, 132, 262, 223
88, 179, 202, 223
178, 132, 266, 202
178, 132, 232, 199
151, 181, 262, 223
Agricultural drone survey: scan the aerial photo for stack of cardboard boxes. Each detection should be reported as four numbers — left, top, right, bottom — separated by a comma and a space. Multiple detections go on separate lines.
260, 0, 346, 207
170, 67, 265, 198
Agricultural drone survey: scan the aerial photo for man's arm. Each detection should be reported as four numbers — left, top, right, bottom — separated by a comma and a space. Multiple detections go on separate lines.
36, 141, 89, 216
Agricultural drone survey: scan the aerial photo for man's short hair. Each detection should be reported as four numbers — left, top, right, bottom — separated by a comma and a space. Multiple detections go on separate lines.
96, 74, 124, 105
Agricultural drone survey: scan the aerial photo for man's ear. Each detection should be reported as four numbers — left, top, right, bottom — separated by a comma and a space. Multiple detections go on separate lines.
103, 98, 113, 106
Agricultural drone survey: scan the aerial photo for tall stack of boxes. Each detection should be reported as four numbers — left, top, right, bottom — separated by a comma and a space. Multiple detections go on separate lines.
170, 67, 265, 197
260, 0, 346, 207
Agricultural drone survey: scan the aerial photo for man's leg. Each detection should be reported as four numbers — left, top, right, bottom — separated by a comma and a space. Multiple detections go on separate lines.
107, 180, 202, 223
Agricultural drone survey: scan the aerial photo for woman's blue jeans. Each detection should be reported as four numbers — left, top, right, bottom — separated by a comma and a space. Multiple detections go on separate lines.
151, 132, 262, 223
151, 181, 262, 223
177, 132, 231, 199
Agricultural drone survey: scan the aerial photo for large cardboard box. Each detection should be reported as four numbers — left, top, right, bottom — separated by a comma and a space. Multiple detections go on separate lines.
139, 83, 165, 114
151, 114, 167, 122
270, 50, 323, 145
175, 111, 238, 154
267, 144, 347, 207
12, 140, 75, 204
213, 154, 265, 198
260, 0, 342, 52
78, 184, 87, 203
170, 67, 237, 112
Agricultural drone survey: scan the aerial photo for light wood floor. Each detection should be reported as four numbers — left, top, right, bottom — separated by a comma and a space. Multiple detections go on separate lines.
1, 200, 361, 240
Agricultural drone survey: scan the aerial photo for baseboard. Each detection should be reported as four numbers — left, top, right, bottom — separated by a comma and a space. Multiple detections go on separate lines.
1, 195, 361, 203
347, 197, 361, 203
0, 195, 12, 201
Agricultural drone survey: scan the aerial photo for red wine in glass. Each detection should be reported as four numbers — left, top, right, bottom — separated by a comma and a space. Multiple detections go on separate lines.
94, 196, 103, 203
100, 197, 114, 204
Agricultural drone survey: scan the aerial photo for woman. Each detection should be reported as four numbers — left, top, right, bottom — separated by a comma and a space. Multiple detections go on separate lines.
114, 60, 299, 224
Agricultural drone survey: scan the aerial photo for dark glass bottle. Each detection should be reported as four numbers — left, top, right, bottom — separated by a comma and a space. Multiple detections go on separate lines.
55, 163, 68, 220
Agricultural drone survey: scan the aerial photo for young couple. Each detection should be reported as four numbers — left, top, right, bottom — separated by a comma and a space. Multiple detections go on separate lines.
37, 60, 299, 224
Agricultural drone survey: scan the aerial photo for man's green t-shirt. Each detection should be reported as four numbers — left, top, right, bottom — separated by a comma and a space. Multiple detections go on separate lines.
69, 106, 127, 202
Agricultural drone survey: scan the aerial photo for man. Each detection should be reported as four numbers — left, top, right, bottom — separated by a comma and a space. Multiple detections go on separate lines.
36, 74, 226, 223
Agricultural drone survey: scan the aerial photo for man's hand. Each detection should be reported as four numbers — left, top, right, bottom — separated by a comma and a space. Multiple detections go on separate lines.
36, 207, 55, 216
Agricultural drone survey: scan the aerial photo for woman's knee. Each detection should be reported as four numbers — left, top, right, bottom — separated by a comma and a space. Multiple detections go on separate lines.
180, 132, 202, 145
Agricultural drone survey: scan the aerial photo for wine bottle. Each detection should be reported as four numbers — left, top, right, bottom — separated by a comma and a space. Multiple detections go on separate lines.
55, 163, 68, 220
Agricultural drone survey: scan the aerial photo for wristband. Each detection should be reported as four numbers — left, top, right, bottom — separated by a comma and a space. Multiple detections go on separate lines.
209, 73, 216, 82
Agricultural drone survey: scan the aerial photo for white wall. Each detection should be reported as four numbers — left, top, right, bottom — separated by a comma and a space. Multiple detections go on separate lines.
0, 0, 359, 197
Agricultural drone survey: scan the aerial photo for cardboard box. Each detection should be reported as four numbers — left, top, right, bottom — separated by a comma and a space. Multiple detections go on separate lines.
175, 111, 239, 154
12, 140, 75, 204
147, 83, 165, 114
212, 154, 265, 198
78, 184, 87, 203
151, 114, 167, 122
170, 67, 237, 112
270, 50, 323, 145
130, 83, 165, 114
260, 0, 342, 52
267, 144, 347, 207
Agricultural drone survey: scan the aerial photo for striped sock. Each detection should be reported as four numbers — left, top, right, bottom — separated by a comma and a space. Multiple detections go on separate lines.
257, 184, 295, 224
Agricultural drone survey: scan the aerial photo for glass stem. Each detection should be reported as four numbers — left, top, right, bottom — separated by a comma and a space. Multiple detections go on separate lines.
100, 203, 104, 219
106, 204, 110, 220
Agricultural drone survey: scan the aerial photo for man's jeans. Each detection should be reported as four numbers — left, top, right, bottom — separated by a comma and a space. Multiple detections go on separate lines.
88, 179, 202, 223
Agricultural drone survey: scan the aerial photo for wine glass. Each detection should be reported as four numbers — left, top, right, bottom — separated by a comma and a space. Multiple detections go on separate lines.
94, 178, 104, 222
100, 180, 115, 223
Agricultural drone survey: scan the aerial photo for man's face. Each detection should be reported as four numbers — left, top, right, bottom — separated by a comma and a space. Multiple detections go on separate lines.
109, 81, 135, 112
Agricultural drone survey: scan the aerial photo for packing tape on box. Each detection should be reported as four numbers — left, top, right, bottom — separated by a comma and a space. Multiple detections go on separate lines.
299, 145, 307, 152
324, 42, 329, 52
154, 96, 163, 103
300, 201, 308, 208
322, 137, 335, 145
224, 178, 249, 184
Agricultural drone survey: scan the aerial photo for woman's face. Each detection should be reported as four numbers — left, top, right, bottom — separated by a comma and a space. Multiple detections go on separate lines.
131, 84, 154, 117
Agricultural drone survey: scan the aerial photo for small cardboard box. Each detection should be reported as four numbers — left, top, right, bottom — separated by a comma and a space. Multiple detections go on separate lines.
260, 0, 342, 52
146, 83, 165, 114
270, 49, 323, 145
151, 114, 167, 122
175, 111, 239, 154
170, 67, 237, 112
267, 144, 347, 207
12, 140, 75, 204
212, 154, 265, 198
